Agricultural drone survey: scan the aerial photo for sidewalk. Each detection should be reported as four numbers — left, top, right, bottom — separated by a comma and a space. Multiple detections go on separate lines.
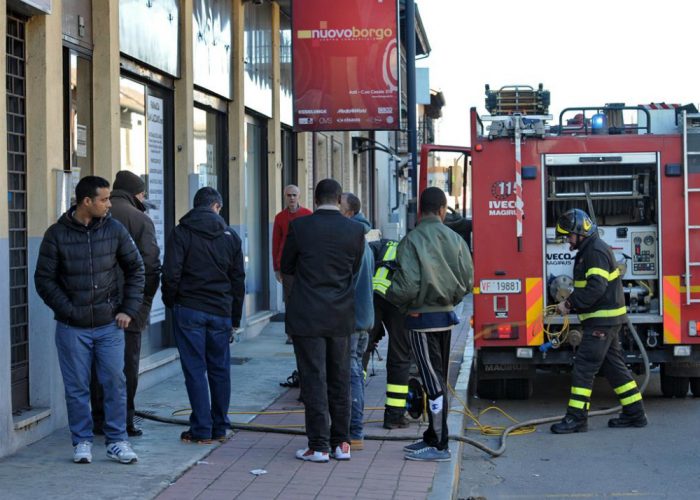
0, 300, 473, 500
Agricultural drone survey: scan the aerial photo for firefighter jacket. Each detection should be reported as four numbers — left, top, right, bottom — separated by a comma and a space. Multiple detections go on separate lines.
566, 232, 627, 326
385, 215, 473, 314
371, 239, 399, 296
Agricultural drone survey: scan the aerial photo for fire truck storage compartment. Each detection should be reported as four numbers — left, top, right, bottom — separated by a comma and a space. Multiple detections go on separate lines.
544, 152, 660, 317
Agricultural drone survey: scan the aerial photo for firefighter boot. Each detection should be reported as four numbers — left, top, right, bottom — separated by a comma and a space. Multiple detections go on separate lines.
550, 413, 588, 434
383, 408, 410, 429
608, 402, 647, 428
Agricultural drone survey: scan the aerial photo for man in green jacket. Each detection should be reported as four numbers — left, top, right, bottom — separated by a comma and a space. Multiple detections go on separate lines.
385, 187, 473, 462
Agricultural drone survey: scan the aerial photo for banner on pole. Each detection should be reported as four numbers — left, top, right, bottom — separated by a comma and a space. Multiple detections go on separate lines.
292, 0, 400, 132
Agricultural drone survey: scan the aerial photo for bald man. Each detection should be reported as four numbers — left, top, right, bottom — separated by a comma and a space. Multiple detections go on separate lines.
272, 184, 312, 343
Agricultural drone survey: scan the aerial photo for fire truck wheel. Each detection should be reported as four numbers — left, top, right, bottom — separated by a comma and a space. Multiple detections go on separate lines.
689, 377, 700, 397
659, 365, 690, 398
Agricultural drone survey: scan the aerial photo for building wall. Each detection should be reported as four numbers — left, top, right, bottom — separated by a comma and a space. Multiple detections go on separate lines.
0, 0, 415, 458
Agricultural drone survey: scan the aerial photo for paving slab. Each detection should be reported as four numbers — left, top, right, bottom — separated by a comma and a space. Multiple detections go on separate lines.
0, 299, 473, 500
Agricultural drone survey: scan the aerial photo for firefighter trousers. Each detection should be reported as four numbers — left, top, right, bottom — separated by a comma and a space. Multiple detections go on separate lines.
410, 328, 451, 451
567, 324, 644, 418
367, 295, 412, 417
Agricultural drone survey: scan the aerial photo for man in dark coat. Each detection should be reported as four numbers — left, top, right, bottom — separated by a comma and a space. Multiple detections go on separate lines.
281, 178, 365, 463
91, 170, 161, 437
162, 187, 245, 443
35, 175, 144, 465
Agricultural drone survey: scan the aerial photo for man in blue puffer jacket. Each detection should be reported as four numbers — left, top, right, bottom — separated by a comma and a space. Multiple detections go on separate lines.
341, 192, 374, 451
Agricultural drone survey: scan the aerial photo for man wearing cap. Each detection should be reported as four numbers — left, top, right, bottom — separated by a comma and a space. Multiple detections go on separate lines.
91, 170, 161, 437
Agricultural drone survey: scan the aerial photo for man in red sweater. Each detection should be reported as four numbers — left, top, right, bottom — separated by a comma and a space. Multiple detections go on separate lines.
273, 184, 312, 343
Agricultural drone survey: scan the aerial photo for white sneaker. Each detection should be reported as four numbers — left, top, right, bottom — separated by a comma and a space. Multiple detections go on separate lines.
106, 441, 138, 464
73, 441, 92, 464
330, 442, 351, 460
295, 448, 329, 462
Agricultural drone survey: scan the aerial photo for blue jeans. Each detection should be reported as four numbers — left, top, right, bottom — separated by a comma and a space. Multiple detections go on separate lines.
55, 321, 127, 445
350, 330, 369, 440
173, 305, 232, 439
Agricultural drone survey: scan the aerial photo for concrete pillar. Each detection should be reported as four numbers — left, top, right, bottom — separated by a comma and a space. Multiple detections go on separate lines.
228, 0, 246, 227
24, 3, 67, 426
343, 131, 354, 191
92, 0, 120, 181
268, 2, 282, 218
297, 132, 313, 207
26, 6, 64, 233
174, 0, 194, 220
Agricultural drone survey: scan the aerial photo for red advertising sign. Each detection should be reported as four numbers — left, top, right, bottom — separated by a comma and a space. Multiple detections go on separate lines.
292, 0, 400, 132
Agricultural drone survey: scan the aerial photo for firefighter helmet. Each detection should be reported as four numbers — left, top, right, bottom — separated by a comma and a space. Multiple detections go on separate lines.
556, 209, 596, 237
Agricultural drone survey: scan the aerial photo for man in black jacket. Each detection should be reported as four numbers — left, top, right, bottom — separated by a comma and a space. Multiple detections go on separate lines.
35, 175, 145, 465
282, 179, 365, 463
162, 187, 245, 443
551, 208, 647, 434
91, 170, 161, 437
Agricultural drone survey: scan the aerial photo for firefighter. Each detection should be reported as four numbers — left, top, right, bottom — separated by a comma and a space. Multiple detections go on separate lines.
370, 239, 413, 429
551, 209, 648, 434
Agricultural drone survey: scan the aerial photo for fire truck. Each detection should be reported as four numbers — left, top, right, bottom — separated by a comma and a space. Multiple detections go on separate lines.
419, 85, 700, 399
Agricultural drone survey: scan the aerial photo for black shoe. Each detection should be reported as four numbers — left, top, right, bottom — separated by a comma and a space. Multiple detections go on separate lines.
180, 430, 212, 444
550, 415, 588, 434
608, 412, 647, 428
127, 425, 143, 437
383, 415, 410, 430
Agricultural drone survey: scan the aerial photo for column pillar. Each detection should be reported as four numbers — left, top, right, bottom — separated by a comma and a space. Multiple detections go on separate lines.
267, 1, 282, 217
26, 5, 64, 231
228, 0, 246, 227
174, 0, 194, 220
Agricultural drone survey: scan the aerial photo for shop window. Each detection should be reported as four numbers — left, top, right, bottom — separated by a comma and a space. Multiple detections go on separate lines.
193, 105, 228, 219
64, 50, 92, 173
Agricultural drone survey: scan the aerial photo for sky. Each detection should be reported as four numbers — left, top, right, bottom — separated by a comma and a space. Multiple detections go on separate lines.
416, 0, 699, 146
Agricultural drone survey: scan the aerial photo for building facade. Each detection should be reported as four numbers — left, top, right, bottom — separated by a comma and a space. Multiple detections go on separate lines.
0, 0, 431, 457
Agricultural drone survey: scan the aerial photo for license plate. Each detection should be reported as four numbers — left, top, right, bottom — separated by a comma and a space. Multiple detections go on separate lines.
479, 279, 521, 294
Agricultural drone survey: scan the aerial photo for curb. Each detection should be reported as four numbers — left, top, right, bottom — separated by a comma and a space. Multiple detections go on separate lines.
428, 325, 474, 500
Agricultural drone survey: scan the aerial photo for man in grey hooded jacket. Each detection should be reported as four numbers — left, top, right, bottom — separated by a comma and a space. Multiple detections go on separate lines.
341, 192, 374, 450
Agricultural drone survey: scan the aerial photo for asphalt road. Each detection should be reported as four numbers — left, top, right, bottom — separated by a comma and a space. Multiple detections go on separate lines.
457, 369, 700, 500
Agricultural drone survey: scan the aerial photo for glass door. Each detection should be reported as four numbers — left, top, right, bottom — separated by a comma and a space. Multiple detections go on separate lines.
193, 105, 228, 220
119, 75, 174, 354
244, 114, 270, 316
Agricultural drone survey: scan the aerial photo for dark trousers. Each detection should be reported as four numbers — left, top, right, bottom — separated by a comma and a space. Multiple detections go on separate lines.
567, 324, 643, 417
369, 296, 411, 416
409, 329, 451, 451
91, 329, 141, 429
293, 335, 351, 452
173, 305, 232, 440
282, 273, 294, 336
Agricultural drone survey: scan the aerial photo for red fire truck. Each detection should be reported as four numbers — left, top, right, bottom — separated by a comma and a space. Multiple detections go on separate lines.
420, 85, 700, 399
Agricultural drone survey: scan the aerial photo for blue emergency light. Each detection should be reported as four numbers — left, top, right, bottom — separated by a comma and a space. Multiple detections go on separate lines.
591, 113, 607, 134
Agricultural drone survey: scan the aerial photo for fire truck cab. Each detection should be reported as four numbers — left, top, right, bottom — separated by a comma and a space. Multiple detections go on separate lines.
425, 85, 700, 400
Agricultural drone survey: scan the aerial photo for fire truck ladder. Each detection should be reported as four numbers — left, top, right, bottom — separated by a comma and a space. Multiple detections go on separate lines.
683, 110, 700, 305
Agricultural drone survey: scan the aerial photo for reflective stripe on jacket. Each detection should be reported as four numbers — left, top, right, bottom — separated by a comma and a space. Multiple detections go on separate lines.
568, 233, 627, 326
372, 240, 398, 295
